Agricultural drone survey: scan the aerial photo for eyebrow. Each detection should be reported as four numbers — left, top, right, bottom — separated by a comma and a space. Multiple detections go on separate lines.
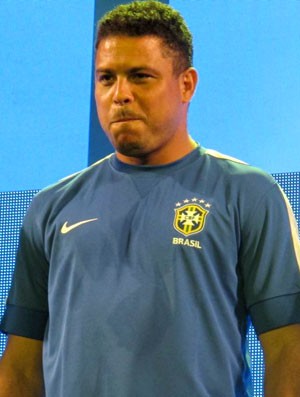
95, 66, 159, 75
95, 68, 112, 75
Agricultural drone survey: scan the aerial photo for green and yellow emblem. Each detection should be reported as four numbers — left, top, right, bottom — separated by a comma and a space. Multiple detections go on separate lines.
174, 203, 209, 236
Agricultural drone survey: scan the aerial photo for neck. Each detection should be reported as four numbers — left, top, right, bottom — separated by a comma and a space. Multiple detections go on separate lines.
116, 136, 198, 166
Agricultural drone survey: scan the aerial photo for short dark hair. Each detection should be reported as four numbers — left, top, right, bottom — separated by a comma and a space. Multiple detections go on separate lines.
95, 0, 193, 75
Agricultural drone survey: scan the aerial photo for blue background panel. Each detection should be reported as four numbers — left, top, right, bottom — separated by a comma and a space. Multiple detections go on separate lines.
172, 0, 300, 173
1, 1, 299, 192
0, 1, 94, 191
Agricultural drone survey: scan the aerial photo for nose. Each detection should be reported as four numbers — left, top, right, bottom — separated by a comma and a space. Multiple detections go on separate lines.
113, 77, 133, 105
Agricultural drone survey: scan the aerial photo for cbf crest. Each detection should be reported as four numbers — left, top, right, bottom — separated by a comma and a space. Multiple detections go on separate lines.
173, 198, 210, 237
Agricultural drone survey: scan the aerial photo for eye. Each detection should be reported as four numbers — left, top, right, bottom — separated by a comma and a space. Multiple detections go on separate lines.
131, 72, 152, 82
97, 73, 114, 85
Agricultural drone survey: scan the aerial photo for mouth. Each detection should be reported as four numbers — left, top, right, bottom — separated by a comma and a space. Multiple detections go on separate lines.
110, 117, 141, 125
111, 118, 141, 124
110, 110, 144, 125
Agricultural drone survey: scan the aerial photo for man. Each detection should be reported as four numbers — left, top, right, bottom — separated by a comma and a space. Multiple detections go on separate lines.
0, 1, 300, 396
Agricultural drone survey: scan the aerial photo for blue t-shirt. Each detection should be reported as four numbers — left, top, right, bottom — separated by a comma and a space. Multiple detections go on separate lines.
1, 147, 300, 397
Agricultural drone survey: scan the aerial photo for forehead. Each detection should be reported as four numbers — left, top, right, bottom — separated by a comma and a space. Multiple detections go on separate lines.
95, 35, 173, 70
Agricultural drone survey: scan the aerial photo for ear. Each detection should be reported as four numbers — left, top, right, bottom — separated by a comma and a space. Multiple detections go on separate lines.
179, 67, 198, 103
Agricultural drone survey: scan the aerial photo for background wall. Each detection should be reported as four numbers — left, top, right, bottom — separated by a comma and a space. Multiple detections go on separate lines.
0, 1, 94, 191
172, 0, 300, 173
1, 1, 299, 192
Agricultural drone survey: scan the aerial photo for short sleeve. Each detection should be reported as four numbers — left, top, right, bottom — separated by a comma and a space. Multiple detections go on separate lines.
239, 183, 300, 334
0, 196, 49, 340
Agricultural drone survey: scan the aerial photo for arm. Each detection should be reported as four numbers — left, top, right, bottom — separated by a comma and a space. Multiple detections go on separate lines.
259, 324, 300, 397
0, 335, 44, 397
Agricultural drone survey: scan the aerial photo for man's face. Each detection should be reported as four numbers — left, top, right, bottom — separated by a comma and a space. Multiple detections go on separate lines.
95, 35, 196, 165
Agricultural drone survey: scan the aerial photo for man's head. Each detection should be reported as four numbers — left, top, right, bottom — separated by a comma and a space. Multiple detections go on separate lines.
94, 2, 198, 166
96, 0, 193, 76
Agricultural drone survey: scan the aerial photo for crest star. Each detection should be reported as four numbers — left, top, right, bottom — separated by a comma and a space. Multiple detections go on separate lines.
192, 198, 198, 202
183, 199, 190, 203
176, 202, 181, 207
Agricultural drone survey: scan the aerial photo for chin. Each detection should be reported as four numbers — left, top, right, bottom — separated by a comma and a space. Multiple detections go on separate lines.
116, 140, 146, 157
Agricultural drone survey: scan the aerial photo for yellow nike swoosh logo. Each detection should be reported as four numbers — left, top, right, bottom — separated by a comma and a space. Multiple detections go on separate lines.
61, 218, 98, 234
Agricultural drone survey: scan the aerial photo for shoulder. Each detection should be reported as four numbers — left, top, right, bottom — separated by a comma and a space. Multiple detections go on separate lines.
199, 146, 277, 195
36, 154, 113, 199
23, 154, 114, 224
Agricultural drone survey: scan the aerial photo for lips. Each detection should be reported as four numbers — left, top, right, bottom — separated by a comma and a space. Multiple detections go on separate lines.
112, 118, 140, 123
110, 110, 143, 125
